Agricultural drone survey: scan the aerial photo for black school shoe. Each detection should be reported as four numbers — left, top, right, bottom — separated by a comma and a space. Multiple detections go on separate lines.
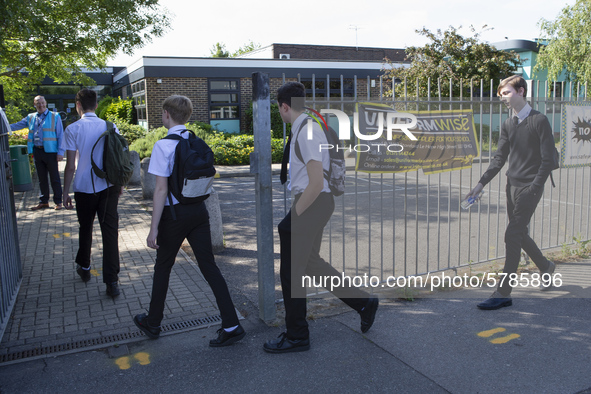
209, 325, 246, 347
360, 297, 379, 333
477, 291, 512, 310
76, 265, 91, 282
133, 313, 161, 339
263, 332, 310, 353
106, 282, 120, 297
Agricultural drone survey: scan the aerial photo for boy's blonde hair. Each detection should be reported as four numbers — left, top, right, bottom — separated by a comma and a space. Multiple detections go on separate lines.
162, 95, 193, 124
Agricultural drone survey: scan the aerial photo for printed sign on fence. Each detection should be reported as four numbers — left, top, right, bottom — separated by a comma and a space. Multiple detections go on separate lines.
354, 103, 480, 174
561, 103, 591, 168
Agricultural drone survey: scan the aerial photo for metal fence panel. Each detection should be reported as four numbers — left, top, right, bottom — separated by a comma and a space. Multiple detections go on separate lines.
270, 75, 590, 288
0, 116, 23, 341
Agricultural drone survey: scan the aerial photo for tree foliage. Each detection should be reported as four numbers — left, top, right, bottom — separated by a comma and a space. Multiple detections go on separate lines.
232, 40, 262, 57
535, 0, 591, 83
210, 42, 230, 58
210, 41, 262, 58
383, 26, 522, 98
0, 0, 170, 119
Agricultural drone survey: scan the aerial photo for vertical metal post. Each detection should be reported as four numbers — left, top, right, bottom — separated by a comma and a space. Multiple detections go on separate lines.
250, 72, 275, 322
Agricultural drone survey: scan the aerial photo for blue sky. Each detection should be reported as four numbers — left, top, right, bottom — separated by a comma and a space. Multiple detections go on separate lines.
110, 0, 572, 66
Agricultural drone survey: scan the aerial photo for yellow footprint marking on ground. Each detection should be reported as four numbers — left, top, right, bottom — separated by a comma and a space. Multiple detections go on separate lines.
63, 233, 71, 237
90, 269, 100, 277
53, 234, 60, 239
489, 333, 520, 344
477, 327, 506, 338
115, 356, 131, 370
134, 352, 151, 365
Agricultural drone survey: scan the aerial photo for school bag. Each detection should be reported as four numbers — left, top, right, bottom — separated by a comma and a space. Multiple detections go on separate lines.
294, 115, 346, 196
91, 121, 134, 192
523, 116, 560, 187
164, 130, 216, 219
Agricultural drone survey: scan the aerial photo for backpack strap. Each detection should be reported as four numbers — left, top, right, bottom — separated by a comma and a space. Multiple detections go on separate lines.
90, 121, 114, 194
293, 117, 331, 181
523, 115, 557, 188
161, 129, 191, 220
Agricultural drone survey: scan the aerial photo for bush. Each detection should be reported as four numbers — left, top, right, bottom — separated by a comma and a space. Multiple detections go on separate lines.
112, 119, 147, 145
129, 122, 217, 160
8, 129, 28, 146
209, 134, 284, 165
96, 96, 115, 119
102, 97, 134, 124
129, 126, 168, 160
130, 122, 285, 165
243, 102, 291, 139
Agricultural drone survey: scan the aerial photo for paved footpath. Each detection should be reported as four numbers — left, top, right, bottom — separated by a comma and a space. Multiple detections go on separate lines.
0, 166, 225, 361
1, 164, 591, 393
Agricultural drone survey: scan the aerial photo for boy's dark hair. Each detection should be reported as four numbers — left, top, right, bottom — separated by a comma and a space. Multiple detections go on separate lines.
277, 82, 305, 111
76, 88, 97, 111
498, 75, 528, 98
163, 95, 193, 124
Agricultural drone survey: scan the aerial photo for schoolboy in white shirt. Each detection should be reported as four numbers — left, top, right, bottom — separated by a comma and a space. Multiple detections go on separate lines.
133, 95, 244, 346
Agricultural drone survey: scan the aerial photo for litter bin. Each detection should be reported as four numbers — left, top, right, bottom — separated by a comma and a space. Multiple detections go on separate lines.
9, 145, 33, 192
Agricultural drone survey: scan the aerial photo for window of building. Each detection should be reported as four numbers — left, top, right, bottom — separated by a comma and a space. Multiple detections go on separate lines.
209, 79, 240, 120
132, 80, 146, 122
301, 78, 355, 99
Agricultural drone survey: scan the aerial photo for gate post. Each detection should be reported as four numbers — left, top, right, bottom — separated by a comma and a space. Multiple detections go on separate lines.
250, 72, 276, 322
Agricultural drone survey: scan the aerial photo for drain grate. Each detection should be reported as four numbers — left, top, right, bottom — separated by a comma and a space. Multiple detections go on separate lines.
0, 314, 222, 364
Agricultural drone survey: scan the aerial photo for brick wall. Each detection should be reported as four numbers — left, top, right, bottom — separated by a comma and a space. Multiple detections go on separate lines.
145, 77, 208, 129
142, 76, 381, 131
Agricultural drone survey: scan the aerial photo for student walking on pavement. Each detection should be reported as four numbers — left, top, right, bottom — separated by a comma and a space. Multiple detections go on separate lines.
466, 75, 556, 310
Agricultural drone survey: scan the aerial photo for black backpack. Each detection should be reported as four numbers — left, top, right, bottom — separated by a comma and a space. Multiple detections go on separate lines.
294, 116, 346, 196
91, 121, 134, 192
164, 130, 216, 219
523, 116, 560, 187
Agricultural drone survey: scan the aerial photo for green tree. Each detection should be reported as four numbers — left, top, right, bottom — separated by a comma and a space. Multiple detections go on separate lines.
0, 0, 170, 120
210, 42, 230, 58
231, 40, 261, 57
535, 0, 591, 83
383, 26, 522, 98
210, 41, 262, 58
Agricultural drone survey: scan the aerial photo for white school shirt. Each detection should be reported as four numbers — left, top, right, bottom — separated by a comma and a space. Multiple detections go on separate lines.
64, 113, 119, 194
147, 125, 189, 206
514, 103, 532, 125
288, 112, 331, 195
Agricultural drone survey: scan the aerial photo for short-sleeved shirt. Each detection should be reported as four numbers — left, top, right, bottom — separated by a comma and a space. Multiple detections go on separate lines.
288, 112, 331, 195
148, 125, 189, 206
64, 113, 119, 193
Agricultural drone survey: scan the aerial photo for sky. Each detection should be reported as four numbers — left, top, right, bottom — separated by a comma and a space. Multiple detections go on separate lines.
109, 0, 573, 66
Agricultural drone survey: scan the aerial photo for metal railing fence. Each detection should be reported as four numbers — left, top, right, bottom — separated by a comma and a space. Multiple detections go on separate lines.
0, 118, 24, 341
272, 75, 590, 284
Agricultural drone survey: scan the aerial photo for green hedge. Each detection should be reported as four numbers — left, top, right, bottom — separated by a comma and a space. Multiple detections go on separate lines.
243, 102, 291, 140
130, 122, 284, 165
111, 119, 147, 145
100, 97, 134, 124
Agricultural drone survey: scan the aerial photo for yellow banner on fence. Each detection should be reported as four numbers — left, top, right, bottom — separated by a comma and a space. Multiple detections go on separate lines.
354, 103, 480, 174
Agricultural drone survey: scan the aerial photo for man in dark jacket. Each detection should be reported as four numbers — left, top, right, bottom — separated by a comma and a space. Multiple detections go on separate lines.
466, 75, 556, 310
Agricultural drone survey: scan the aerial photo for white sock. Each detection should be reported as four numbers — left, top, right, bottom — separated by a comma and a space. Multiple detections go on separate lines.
224, 325, 239, 332
81, 266, 90, 271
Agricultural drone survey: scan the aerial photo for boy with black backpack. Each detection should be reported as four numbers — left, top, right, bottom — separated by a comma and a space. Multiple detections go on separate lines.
133, 95, 245, 346
63, 89, 122, 298
263, 82, 378, 353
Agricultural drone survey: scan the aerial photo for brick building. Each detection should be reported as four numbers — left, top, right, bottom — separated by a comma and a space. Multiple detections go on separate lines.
112, 43, 409, 132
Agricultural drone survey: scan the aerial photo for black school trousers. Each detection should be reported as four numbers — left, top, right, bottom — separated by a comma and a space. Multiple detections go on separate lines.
498, 181, 552, 296
74, 186, 120, 283
278, 192, 369, 340
33, 146, 62, 205
147, 202, 239, 328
